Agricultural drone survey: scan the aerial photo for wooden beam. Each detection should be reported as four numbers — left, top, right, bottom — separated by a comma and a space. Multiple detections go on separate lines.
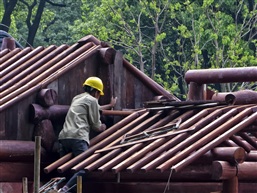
95, 127, 195, 153
85, 182, 223, 193
0, 162, 34, 182
36, 88, 57, 107
0, 140, 47, 162
212, 161, 257, 180
223, 176, 238, 193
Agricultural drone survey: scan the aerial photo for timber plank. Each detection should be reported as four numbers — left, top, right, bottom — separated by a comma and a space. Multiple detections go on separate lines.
85, 182, 223, 193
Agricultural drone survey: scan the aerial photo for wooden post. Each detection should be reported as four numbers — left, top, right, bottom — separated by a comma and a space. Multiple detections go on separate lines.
22, 177, 28, 193
37, 88, 57, 107
187, 82, 205, 100
34, 136, 41, 193
77, 176, 82, 193
223, 176, 238, 193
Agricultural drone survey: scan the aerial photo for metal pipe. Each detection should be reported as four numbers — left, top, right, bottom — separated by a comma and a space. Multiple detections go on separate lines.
99, 47, 116, 65
30, 104, 133, 123
96, 127, 195, 153
0, 140, 46, 162
121, 110, 164, 138
185, 67, 257, 84
210, 147, 246, 164
1, 37, 16, 50
29, 104, 69, 123
245, 151, 257, 161
158, 107, 250, 171
99, 111, 162, 150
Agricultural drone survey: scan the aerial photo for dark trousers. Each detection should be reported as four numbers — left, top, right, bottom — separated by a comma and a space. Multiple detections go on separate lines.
59, 139, 88, 192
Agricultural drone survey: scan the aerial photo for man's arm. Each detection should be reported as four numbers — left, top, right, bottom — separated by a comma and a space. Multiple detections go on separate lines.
100, 96, 117, 110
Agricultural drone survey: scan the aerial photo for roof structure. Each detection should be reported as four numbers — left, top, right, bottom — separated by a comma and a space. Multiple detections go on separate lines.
0, 35, 178, 112
0, 36, 101, 111
45, 101, 257, 176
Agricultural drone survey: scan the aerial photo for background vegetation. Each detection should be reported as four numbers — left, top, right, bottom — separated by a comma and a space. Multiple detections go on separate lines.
1, 0, 257, 99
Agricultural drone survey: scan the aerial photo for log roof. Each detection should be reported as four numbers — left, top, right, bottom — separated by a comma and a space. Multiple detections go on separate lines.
0, 35, 178, 112
45, 100, 257, 180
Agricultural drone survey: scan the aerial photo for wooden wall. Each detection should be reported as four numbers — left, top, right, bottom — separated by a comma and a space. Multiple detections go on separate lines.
0, 93, 36, 140
1, 49, 158, 141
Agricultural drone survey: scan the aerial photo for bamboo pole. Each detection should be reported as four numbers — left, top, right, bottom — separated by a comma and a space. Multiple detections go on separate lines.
77, 176, 82, 193
22, 177, 28, 193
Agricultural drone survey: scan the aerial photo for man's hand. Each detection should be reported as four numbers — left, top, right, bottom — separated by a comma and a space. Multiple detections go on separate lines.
100, 96, 118, 110
110, 96, 117, 108
99, 123, 106, 132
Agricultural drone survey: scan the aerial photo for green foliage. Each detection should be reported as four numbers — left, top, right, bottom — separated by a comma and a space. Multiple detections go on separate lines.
2, 0, 257, 99
3, 0, 81, 47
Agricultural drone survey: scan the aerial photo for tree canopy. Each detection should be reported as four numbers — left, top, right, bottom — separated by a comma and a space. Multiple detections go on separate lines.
1, 0, 257, 99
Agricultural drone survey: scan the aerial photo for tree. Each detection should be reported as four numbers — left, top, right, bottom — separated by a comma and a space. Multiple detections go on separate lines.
72, 0, 257, 99
1, 0, 67, 46
0, 0, 18, 32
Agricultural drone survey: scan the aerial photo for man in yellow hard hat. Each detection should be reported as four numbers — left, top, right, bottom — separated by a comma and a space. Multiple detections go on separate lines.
57, 77, 116, 193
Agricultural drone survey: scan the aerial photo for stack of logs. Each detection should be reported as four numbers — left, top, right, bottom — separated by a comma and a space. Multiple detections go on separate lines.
30, 88, 61, 152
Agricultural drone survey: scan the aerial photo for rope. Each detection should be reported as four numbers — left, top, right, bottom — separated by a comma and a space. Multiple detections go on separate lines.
235, 160, 239, 177
163, 169, 173, 193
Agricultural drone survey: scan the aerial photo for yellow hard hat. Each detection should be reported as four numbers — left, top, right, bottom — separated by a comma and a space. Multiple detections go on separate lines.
83, 77, 104, 95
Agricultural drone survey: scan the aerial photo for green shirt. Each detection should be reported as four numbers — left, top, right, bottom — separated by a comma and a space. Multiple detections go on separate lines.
58, 92, 102, 145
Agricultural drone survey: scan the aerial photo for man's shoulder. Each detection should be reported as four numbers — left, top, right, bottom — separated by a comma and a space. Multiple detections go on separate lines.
74, 92, 97, 103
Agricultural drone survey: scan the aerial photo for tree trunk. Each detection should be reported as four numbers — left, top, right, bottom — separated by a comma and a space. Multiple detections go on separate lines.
0, 0, 18, 32
26, 0, 46, 46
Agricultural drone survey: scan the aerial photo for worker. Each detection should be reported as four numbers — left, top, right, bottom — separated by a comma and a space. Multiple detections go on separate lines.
57, 77, 117, 193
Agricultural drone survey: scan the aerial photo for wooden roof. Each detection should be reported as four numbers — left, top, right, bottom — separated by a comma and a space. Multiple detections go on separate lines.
44, 100, 257, 181
0, 35, 178, 112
